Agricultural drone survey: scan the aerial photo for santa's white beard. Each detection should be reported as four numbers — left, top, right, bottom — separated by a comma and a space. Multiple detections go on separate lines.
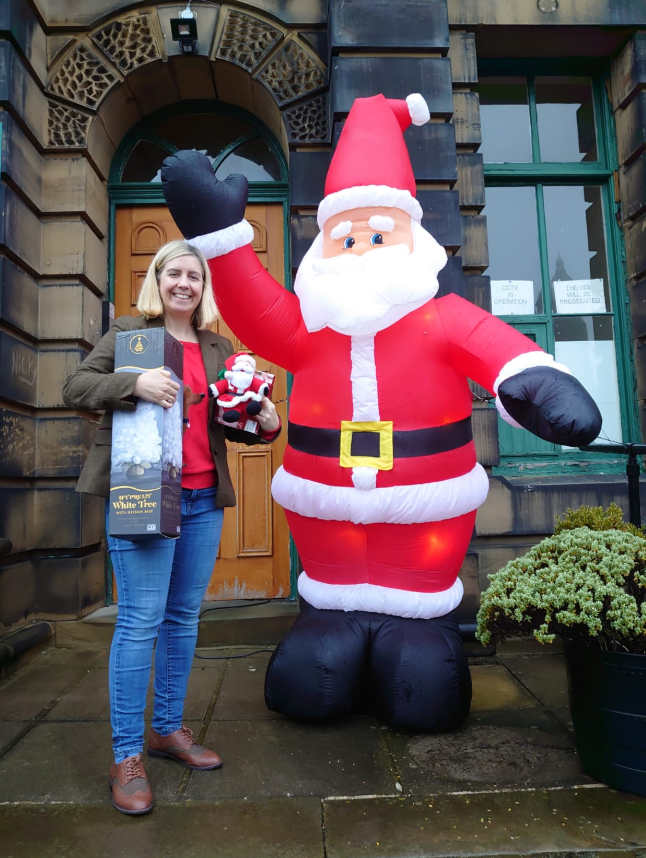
294, 221, 448, 336
226, 368, 253, 390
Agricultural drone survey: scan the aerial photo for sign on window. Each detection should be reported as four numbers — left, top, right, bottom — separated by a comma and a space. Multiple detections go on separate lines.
553, 279, 606, 314
490, 280, 535, 316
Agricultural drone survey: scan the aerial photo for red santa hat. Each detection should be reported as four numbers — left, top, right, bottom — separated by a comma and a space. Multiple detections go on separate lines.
317, 93, 429, 230
225, 352, 256, 373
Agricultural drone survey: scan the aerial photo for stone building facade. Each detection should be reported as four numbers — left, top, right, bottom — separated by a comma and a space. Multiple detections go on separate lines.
1, 0, 646, 635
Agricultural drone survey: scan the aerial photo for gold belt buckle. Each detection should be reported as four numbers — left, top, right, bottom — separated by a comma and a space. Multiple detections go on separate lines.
339, 421, 394, 471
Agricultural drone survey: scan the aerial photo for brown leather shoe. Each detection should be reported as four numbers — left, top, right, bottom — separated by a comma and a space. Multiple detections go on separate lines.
147, 726, 223, 770
109, 754, 154, 815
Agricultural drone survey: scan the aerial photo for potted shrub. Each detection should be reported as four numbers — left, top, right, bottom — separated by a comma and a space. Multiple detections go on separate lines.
476, 503, 646, 796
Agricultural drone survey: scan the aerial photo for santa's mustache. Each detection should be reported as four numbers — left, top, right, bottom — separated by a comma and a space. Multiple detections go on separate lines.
312, 243, 410, 275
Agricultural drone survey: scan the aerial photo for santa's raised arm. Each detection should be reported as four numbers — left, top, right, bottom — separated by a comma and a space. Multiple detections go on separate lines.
162, 94, 601, 734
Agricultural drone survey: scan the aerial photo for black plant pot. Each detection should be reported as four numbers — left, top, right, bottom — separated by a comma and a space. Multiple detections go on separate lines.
564, 641, 646, 796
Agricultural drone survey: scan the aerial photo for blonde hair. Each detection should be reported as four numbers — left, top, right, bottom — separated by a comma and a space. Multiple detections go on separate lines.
136, 239, 218, 330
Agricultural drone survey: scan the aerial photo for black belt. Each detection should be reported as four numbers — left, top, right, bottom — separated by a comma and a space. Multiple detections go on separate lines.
288, 417, 472, 460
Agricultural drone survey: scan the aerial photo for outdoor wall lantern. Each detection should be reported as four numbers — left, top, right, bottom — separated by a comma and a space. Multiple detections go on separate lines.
170, 2, 199, 54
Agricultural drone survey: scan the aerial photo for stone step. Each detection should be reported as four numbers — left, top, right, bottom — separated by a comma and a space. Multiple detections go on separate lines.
54, 600, 299, 649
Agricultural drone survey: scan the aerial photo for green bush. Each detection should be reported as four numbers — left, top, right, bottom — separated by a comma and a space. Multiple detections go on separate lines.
476, 527, 646, 654
554, 502, 645, 539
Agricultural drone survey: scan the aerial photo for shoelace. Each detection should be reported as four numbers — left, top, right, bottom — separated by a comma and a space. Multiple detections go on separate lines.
124, 755, 146, 782
178, 725, 195, 746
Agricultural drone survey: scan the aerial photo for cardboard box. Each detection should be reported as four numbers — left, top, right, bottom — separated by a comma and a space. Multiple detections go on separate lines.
109, 328, 183, 540
213, 370, 275, 435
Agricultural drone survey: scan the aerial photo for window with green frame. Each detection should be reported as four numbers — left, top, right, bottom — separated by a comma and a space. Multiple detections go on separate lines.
476, 70, 635, 466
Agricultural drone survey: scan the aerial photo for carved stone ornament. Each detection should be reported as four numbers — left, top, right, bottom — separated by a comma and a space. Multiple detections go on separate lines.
47, 101, 92, 147
48, 43, 118, 109
283, 94, 329, 143
91, 15, 161, 74
257, 40, 326, 106
216, 9, 283, 72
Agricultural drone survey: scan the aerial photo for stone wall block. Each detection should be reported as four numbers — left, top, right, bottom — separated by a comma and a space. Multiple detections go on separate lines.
407, 122, 457, 183
0, 0, 47, 85
39, 283, 103, 345
629, 278, 646, 340
473, 406, 500, 467
85, 115, 115, 182
0, 41, 47, 146
476, 475, 514, 536
633, 335, 646, 401
330, 0, 449, 52
42, 157, 108, 238
38, 347, 88, 408
170, 55, 217, 102
625, 213, 646, 280
41, 219, 108, 292
458, 213, 488, 271
619, 149, 646, 222
124, 59, 180, 118
0, 112, 43, 210
332, 57, 453, 118
0, 331, 38, 407
611, 32, 646, 111
291, 214, 319, 269
436, 255, 464, 299
0, 409, 92, 477
452, 90, 481, 149
289, 149, 330, 209
454, 552, 479, 625
0, 184, 42, 275
450, 0, 646, 27
462, 273, 492, 312
456, 152, 485, 209
95, 81, 143, 149
615, 90, 646, 167
448, 31, 477, 84
0, 256, 39, 338
418, 189, 462, 251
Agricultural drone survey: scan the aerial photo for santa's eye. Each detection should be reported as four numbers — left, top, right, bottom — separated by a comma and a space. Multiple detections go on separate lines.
370, 233, 384, 245
343, 236, 355, 250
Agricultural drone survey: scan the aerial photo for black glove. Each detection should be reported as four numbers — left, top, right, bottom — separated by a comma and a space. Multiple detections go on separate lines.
498, 366, 602, 447
161, 150, 249, 240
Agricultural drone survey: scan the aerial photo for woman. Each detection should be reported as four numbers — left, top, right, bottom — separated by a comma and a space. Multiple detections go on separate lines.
63, 240, 280, 815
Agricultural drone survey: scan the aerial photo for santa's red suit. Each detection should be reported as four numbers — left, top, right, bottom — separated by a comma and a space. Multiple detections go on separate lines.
209, 352, 269, 419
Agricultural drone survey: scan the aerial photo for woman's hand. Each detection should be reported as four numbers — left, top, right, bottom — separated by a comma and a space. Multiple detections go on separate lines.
133, 369, 180, 408
256, 397, 280, 433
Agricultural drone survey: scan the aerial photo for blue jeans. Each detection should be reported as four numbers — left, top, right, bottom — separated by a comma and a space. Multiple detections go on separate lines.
106, 487, 224, 763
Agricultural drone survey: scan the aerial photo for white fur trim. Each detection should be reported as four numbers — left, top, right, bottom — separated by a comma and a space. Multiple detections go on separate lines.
298, 571, 463, 619
330, 221, 353, 240
317, 186, 423, 229
351, 336, 380, 422
368, 215, 395, 233
493, 351, 571, 394
493, 352, 572, 428
189, 220, 254, 259
406, 93, 430, 126
352, 467, 378, 490
271, 463, 489, 525
218, 390, 262, 407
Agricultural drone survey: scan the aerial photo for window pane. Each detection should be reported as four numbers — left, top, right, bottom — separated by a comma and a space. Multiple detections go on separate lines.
544, 186, 610, 313
535, 77, 597, 162
121, 140, 169, 183
215, 137, 281, 182
477, 77, 532, 163
554, 316, 622, 445
483, 186, 544, 315
155, 114, 254, 159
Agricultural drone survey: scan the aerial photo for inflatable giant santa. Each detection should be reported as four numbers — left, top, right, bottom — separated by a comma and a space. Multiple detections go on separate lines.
162, 94, 601, 732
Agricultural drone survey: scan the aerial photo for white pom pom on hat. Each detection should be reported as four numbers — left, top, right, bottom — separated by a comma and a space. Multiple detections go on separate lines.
406, 93, 430, 126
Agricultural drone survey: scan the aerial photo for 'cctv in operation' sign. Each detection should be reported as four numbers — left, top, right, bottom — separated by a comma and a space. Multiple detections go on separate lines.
553, 279, 606, 314
490, 280, 535, 316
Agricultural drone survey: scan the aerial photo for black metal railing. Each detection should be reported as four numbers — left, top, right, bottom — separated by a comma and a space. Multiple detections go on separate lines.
580, 443, 646, 527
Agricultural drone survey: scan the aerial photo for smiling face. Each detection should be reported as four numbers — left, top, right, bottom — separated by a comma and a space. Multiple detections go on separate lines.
158, 254, 204, 321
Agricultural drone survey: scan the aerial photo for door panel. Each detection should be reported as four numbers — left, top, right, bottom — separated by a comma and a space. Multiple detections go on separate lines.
114, 204, 290, 600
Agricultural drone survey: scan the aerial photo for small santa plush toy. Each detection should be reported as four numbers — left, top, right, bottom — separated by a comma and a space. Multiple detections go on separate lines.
208, 351, 269, 423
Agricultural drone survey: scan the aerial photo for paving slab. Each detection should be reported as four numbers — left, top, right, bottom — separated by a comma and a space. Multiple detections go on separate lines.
0, 798, 325, 858
322, 787, 646, 858
37, 649, 103, 670
45, 666, 222, 722
499, 654, 570, 709
386, 709, 591, 795
470, 665, 538, 711
211, 650, 282, 720
0, 720, 29, 755
0, 720, 201, 803
186, 718, 396, 800
0, 664, 93, 721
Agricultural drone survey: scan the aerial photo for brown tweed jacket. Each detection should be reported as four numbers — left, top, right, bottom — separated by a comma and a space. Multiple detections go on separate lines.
62, 315, 270, 505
